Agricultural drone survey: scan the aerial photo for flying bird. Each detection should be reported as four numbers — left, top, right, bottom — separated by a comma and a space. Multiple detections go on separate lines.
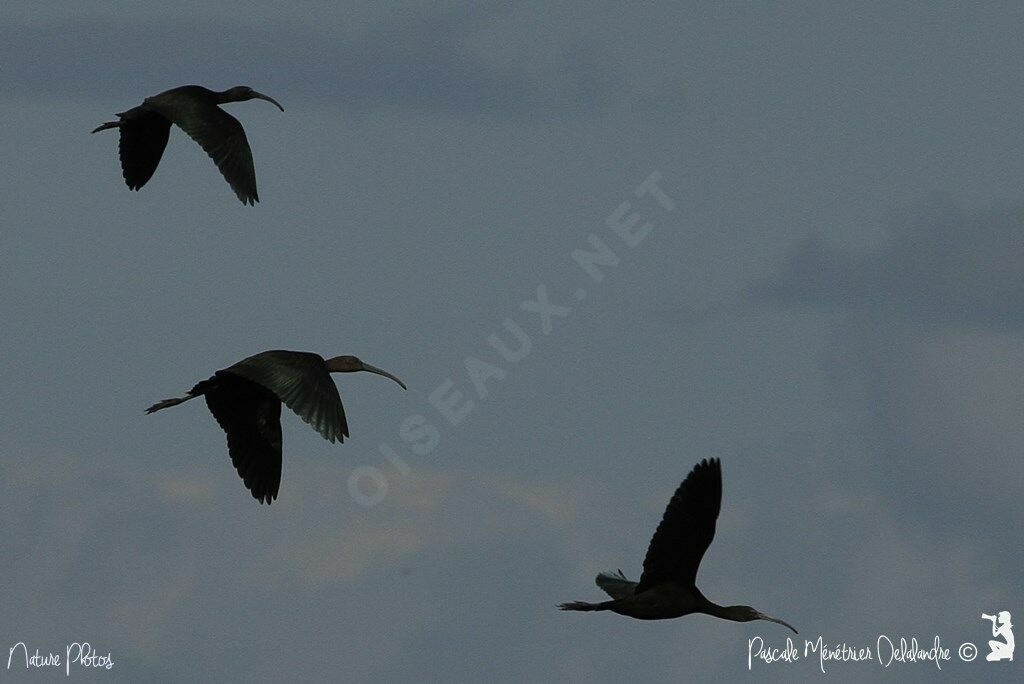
92, 85, 284, 205
559, 458, 797, 633
146, 350, 407, 504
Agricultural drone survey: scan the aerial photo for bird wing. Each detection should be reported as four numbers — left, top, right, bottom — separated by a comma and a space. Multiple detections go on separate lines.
596, 570, 638, 599
635, 458, 722, 592
113, 108, 172, 191
220, 350, 349, 444
169, 103, 260, 205
201, 374, 283, 504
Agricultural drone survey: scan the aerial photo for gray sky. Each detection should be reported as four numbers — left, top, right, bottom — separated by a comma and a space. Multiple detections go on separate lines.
2, 2, 1022, 682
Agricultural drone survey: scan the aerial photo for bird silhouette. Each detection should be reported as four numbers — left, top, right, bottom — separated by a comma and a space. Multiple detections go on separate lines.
92, 85, 284, 205
559, 458, 796, 632
146, 350, 406, 504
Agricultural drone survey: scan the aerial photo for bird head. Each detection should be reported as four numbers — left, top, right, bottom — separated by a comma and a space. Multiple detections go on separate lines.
223, 86, 285, 111
325, 355, 407, 390
734, 606, 798, 634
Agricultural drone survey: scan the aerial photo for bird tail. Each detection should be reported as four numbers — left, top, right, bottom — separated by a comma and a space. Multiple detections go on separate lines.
596, 569, 637, 599
91, 121, 121, 134
145, 393, 198, 414
558, 600, 615, 612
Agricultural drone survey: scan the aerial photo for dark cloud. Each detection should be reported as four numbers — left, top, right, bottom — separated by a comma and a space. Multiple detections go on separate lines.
750, 208, 1024, 582
0, 11, 608, 117
750, 205, 1024, 330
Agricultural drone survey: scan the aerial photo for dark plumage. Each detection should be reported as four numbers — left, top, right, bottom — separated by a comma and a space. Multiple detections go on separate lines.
92, 85, 284, 205
559, 458, 796, 632
635, 458, 722, 592
146, 350, 406, 504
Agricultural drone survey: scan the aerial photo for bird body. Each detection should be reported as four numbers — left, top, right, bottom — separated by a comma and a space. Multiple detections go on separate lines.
92, 85, 284, 205
560, 458, 797, 633
563, 582, 709, 621
146, 350, 406, 504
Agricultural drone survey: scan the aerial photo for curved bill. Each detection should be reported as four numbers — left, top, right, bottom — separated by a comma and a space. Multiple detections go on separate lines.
253, 91, 285, 112
360, 362, 408, 390
756, 611, 798, 634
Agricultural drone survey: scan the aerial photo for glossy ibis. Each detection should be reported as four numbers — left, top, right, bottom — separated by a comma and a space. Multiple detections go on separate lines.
146, 350, 407, 504
559, 458, 797, 633
92, 85, 284, 205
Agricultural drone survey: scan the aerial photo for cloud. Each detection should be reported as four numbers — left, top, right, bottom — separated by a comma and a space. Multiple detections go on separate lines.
749, 205, 1024, 582
0, 10, 608, 117
751, 205, 1024, 330
157, 474, 216, 504
0, 448, 608, 662
254, 468, 606, 589
480, 473, 589, 527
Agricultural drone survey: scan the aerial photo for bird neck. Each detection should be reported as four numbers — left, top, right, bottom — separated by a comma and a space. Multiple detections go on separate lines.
215, 87, 245, 104
702, 598, 749, 623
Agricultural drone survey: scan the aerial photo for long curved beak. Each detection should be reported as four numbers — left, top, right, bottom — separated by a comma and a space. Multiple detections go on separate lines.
756, 611, 798, 634
253, 91, 285, 112
360, 362, 407, 390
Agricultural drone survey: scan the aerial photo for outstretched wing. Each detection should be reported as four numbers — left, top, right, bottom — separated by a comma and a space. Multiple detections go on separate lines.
170, 103, 259, 205
635, 458, 722, 592
111, 108, 172, 190
201, 374, 283, 504
220, 350, 349, 444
